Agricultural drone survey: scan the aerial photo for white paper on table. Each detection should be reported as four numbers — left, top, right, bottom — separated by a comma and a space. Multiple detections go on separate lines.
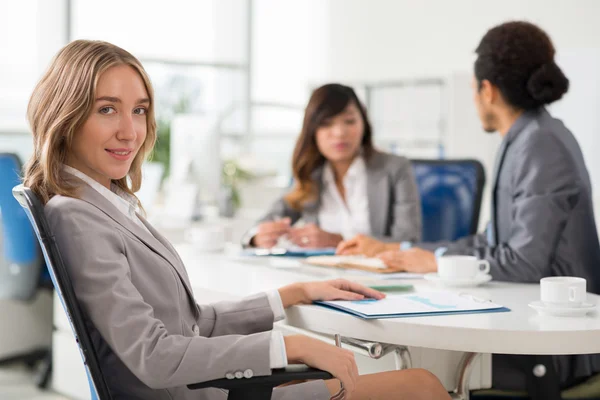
348, 270, 425, 280
305, 255, 388, 269
319, 292, 506, 318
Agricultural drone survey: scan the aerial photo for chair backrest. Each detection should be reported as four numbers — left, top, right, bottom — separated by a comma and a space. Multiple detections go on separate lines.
0, 153, 45, 300
410, 159, 485, 243
13, 185, 112, 400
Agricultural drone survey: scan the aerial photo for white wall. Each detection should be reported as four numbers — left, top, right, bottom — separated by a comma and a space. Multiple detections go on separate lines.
551, 49, 600, 228
326, 0, 600, 81
252, 0, 331, 105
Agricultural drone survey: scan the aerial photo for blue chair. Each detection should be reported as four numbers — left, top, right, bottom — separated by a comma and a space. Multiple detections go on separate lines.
0, 153, 47, 300
410, 159, 485, 243
0, 153, 52, 387
13, 185, 332, 400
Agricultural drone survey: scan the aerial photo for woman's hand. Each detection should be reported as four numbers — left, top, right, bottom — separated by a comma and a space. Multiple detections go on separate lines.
284, 335, 359, 399
278, 279, 385, 308
252, 218, 291, 248
377, 248, 438, 273
287, 223, 343, 248
336, 234, 397, 257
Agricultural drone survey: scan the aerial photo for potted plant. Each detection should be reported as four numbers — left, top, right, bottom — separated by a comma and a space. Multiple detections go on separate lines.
220, 159, 255, 217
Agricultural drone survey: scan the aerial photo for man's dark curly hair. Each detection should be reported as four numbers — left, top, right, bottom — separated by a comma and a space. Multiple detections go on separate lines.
474, 21, 569, 110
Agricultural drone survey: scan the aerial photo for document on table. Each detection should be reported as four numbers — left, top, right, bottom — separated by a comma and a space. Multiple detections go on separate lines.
304, 255, 423, 276
316, 291, 510, 319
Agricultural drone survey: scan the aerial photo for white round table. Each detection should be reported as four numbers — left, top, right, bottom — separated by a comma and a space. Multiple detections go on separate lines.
175, 245, 600, 399
285, 281, 600, 355
176, 245, 600, 355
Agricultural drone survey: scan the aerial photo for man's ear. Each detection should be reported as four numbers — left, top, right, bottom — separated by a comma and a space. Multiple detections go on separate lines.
479, 79, 496, 105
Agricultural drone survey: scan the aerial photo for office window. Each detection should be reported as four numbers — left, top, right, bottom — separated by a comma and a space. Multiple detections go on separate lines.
71, 0, 249, 177
365, 81, 445, 159
70, 0, 247, 65
0, 1, 39, 161
0, 1, 38, 135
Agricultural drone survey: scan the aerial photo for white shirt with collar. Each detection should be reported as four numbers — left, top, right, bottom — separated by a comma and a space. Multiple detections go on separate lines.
318, 156, 372, 239
62, 165, 288, 369
63, 165, 149, 233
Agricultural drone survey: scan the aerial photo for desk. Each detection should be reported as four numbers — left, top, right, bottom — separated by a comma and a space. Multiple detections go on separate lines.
286, 283, 600, 355
175, 244, 600, 399
51, 244, 600, 399
176, 245, 600, 355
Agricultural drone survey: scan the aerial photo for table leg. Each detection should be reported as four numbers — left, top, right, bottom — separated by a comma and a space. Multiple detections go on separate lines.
332, 335, 415, 371
450, 352, 480, 400
341, 339, 413, 370
382, 344, 412, 370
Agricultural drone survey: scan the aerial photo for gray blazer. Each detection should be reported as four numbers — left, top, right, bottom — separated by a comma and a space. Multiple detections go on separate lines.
45, 176, 330, 400
252, 151, 422, 243
422, 108, 600, 387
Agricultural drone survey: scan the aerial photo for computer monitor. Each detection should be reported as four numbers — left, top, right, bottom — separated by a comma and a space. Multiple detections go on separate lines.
170, 114, 221, 205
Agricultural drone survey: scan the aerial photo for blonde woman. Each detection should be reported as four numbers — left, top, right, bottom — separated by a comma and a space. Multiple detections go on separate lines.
23, 40, 449, 400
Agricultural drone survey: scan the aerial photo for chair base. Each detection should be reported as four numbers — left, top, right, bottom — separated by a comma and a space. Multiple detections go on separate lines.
34, 351, 52, 389
0, 347, 52, 389
0, 347, 48, 366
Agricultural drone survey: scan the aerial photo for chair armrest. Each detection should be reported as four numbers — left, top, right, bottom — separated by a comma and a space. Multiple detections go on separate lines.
187, 364, 333, 391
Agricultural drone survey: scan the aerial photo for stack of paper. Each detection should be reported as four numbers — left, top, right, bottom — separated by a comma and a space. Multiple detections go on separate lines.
304, 255, 405, 274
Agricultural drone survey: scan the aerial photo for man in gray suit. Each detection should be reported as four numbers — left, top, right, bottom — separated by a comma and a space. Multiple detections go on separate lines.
338, 21, 600, 390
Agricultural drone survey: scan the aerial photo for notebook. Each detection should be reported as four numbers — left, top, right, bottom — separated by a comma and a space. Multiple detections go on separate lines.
316, 291, 510, 319
304, 255, 404, 274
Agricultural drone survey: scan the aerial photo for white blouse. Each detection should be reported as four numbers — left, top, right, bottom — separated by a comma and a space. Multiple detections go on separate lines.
318, 156, 372, 239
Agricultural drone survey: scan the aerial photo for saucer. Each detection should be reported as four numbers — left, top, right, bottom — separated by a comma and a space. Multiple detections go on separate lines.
424, 273, 492, 288
529, 301, 596, 317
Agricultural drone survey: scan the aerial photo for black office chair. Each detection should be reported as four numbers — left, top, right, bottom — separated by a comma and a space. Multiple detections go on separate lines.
12, 185, 332, 400
472, 354, 600, 400
410, 159, 486, 242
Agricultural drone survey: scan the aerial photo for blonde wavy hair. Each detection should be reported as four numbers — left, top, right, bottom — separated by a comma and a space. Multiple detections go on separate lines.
23, 40, 157, 205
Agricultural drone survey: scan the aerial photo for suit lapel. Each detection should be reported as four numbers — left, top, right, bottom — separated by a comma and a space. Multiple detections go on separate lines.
489, 139, 509, 246
489, 111, 541, 245
137, 216, 194, 291
491, 140, 509, 197
72, 179, 197, 304
303, 167, 325, 224
366, 153, 389, 237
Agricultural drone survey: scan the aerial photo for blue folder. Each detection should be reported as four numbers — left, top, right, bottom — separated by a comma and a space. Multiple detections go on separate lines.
241, 247, 337, 257
315, 293, 511, 319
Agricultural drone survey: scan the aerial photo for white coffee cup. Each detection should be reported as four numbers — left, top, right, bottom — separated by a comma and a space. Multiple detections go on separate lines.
437, 255, 490, 280
540, 277, 586, 308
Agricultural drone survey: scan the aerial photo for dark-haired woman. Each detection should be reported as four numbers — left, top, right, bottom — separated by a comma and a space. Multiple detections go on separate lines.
336, 21, 600, 391
244, 83, 422, 249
